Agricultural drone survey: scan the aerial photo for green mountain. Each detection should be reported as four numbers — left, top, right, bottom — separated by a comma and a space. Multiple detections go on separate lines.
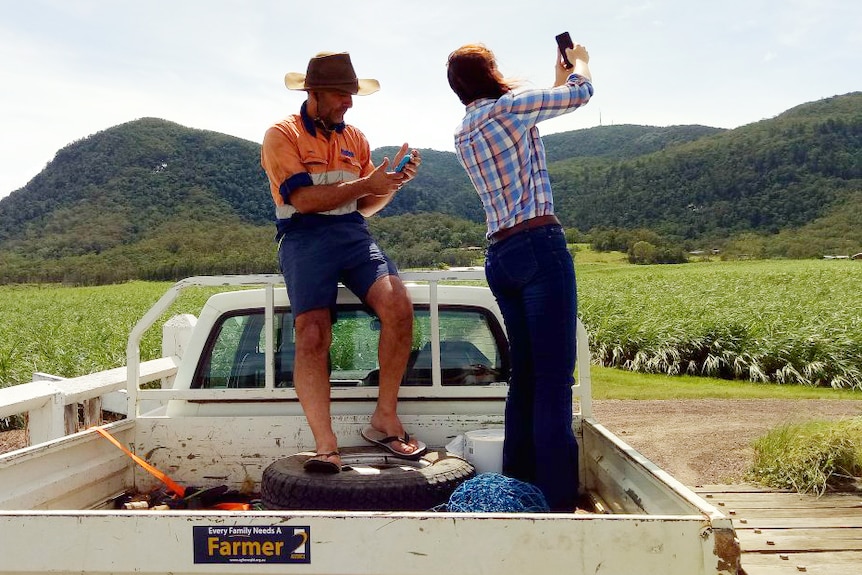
371, 147, 482, 221
0, 116, 721, 260
542, 124, 725, 162
0, 119, 271, 250
552, 93, 862, 240
373, 124, 724, 220
0, 92, 859, 284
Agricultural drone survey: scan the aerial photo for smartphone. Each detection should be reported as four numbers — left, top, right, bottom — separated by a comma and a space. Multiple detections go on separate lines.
394, 154, 412, 173
555, 31, 574, 69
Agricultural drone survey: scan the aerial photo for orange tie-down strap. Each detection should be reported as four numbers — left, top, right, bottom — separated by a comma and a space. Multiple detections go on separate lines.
94, 426, 252, 510
94, 426, 187, 498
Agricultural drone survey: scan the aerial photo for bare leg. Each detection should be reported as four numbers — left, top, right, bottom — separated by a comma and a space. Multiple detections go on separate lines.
293, 308, 340, 466
364, 275, 421, 455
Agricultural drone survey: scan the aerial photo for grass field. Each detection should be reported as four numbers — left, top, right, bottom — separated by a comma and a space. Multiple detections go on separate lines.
0, 282, 220, 388
577, 256, 862, 389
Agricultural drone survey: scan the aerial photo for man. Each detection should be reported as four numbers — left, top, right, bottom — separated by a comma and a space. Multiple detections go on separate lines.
261, 52, 425, 473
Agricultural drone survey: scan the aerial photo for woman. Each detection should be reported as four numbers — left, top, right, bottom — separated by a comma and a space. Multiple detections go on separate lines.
446, 41, 593, 511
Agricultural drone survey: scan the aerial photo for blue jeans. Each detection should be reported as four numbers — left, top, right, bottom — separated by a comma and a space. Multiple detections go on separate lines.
485, 224, 578, 512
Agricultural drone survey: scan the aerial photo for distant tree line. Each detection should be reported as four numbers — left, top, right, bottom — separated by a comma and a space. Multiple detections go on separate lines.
588, 228, 690, 264
0, 214, 488, 285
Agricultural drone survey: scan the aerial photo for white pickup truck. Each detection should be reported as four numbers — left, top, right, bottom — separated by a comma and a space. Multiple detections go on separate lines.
0, 271, 740, 574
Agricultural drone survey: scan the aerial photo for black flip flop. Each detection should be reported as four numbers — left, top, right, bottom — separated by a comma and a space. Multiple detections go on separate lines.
302, 451, 341, 474
361, 427, 428, 459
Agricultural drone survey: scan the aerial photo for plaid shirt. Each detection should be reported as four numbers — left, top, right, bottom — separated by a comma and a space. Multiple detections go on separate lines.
453, 74, 593, 238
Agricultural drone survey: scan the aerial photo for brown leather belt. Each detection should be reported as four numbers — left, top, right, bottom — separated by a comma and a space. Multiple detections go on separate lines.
489, 215, 561, 245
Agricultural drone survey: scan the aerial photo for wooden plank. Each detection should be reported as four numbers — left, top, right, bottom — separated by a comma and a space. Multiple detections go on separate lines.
58, 357, 178, 403
0, 381, 59, 419
704, 492, 862, 509
694, 485, 862, 573
696, 484, 784, 494
741, 551, 862, 575
734, 516, 862, 529
736, 527, 862, 552
731, 506, 862, 519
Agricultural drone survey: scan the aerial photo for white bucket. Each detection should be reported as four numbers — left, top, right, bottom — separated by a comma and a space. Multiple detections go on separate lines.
464, 429, 505, 474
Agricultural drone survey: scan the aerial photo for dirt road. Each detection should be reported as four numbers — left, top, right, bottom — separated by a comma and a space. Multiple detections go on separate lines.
592, 398, 862, 485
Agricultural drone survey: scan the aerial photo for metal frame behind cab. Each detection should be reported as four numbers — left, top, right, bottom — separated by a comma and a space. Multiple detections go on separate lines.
125, 270, 592, 420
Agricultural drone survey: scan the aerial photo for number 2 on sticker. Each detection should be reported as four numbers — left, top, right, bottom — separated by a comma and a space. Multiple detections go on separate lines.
293, 529, 309, 554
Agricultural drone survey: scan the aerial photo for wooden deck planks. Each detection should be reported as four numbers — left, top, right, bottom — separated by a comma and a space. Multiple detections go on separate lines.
741, 528, 862, 551
739, 551, 862, 575
703, 491, 862, 509
694, 485, 862, 575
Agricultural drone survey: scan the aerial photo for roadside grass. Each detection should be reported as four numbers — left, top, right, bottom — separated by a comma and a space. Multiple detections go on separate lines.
588, 365, 862, 400
589, 365, 862, 494
748, 418, 862, 494
572, 250, 862, 493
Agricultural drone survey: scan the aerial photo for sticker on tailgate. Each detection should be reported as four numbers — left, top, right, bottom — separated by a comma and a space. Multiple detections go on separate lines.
193, 525, 310, 564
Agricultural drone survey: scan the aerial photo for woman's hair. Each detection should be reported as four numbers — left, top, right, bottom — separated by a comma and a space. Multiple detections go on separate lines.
447, 44, 516, 106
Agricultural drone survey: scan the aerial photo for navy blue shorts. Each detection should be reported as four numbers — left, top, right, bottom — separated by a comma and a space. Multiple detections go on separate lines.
278, 219, 398, 317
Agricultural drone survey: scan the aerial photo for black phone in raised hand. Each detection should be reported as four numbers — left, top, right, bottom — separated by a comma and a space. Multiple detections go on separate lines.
555, 31, 574, 69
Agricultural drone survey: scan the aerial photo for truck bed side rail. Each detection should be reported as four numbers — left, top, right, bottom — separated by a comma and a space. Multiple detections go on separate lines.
0, 358, 176, 447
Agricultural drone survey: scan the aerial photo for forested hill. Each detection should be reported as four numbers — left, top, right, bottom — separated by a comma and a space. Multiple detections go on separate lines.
552, 92, 862, 240
374, 124, 727, 221
0, 117, 723, 249
542, 124, 725, 162
0, 91, 859, 284
0, 119, 272, 247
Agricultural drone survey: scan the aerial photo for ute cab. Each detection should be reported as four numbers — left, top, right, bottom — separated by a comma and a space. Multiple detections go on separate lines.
163, 271, 521, 438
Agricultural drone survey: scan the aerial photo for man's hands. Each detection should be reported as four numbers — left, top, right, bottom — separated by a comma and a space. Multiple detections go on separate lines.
391, 143, 422, 180
357, 143, 422, 216
365, 143, 422, 197
290, 143, 421, 216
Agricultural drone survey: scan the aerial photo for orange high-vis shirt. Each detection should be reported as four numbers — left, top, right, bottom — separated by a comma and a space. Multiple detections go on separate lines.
261, 110, 374, 222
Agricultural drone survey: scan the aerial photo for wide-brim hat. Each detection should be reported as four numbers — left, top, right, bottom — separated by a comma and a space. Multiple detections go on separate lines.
285, 52, 380, 96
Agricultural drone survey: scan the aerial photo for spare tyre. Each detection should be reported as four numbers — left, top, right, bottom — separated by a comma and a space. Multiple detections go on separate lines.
261, 447, 475, 511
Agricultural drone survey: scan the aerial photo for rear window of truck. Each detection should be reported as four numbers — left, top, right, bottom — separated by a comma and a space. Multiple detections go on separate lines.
192, 305, 509, 389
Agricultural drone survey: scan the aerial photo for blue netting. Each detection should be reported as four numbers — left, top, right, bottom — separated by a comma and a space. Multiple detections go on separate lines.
446, 473, 549, 513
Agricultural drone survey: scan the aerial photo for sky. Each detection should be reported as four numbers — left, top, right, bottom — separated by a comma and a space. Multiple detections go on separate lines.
1, 0, 860, 201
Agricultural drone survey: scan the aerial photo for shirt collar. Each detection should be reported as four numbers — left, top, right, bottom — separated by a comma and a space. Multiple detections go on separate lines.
300, 101, 346, 136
